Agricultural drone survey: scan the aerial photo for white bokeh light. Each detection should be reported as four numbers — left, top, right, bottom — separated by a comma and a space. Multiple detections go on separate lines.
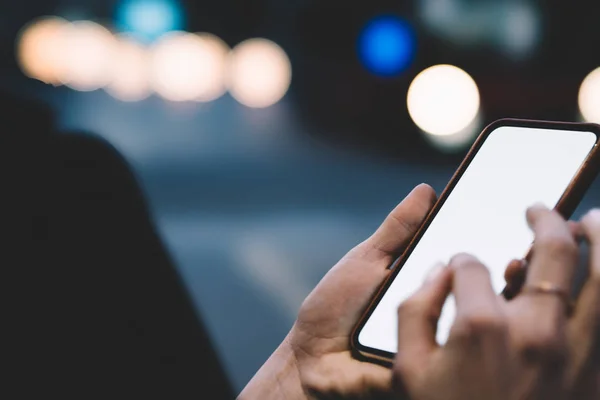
16, 16, 69, 85
407, 64, 480, 136
227, 38, 292, 108
105, 35, 151, 102
58, 21, 118, 91
579, 67, 600, 124
150, 32, 229, 102
424, 112, 482, 152
193, 33, 230, 102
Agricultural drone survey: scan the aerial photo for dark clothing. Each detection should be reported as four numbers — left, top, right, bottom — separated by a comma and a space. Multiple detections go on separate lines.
3, 92, 234, 399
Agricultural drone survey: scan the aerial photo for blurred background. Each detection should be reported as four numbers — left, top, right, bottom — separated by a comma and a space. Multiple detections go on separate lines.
2, 0, 600, 392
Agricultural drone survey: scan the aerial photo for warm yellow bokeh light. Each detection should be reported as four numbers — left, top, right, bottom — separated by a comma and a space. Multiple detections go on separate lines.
58, 21, 118, 91
16, 16, 69, 85
193, 33, 230, 102
227, 38, 292, 108
150, 32, 229, 102
105, 35, 151, 102
579, 67, 600, 124
407, 64, 480, 136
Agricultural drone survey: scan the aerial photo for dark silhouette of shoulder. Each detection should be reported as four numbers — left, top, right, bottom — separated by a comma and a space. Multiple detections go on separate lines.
2, 91, 234, 399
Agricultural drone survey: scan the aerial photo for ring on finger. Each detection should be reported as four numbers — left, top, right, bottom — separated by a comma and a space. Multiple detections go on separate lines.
522, 281, 575, 316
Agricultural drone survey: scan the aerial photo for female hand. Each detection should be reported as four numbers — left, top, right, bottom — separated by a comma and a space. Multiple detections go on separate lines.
239, 184, 438, 400
240, 184, 532, 400
393, 205, 600, 400
503, 210, 600, 400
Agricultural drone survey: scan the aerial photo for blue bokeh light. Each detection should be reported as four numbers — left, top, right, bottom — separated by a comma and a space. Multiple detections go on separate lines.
115, 0, 184, 42
358, 16, 416, 77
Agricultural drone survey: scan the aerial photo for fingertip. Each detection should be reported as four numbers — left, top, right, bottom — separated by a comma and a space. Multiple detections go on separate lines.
582, 209, 600, 227
528, 202, 549, 212
504, 259, 526, 282
504, 259, 527, 298
426, 265, 453, 300
414, 182, 434, 191
412, 263, 452, 304
411, 183, 437, 204
526, 202, 549, 227
436, 266, 453, 290
448, 253, 481, 271
370, 184, 438, 257
581, 209, 600, 243
424, 262, 446, 285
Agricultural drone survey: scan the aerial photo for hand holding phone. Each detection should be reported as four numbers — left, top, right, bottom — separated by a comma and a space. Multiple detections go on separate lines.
352, 119, 600, 364
390, 206, 600, 400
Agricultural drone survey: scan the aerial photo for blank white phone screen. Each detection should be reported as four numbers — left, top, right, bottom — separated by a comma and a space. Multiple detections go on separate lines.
358, 126, 597, 353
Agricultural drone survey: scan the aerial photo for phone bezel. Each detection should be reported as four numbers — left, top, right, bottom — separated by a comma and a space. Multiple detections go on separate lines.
350, 118, 600, 366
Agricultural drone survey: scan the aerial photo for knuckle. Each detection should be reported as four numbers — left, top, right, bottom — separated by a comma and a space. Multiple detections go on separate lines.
453, 313, 506, 340
390, 212, 422, 236
518, 331, 566, 364
538, 234, 578, 257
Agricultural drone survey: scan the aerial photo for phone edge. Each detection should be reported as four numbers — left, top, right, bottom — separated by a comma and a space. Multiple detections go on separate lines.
350, 119, 600, 365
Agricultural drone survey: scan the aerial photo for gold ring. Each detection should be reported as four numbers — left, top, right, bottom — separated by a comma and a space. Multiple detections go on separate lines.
522, 281, 574, 315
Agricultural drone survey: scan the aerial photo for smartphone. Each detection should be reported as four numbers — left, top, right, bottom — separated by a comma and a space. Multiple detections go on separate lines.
351, 119, 600, 365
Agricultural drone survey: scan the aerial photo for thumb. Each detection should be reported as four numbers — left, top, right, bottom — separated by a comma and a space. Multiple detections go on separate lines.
395, 263, 452, 377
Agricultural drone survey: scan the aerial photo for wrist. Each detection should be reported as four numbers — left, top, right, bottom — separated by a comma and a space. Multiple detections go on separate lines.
238, 335, 306, 400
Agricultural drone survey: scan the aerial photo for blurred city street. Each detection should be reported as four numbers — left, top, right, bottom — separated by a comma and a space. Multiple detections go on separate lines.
3, 0, 600, 393
42, 87, 599, 390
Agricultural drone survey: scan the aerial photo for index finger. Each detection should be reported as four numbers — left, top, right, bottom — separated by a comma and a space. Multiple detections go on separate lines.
446, 254, 505, 345
525, 204, 579, 290
450, 254, 499, 314
396, 263, 452, 378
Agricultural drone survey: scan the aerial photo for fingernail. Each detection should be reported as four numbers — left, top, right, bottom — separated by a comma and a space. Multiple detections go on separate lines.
425, 262, 445, 284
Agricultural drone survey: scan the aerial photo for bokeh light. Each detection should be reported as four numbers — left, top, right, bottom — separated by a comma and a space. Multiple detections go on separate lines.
424, 113, 482, 152
150, 32, 228, 102
16, 16, 69, 85
358, 16, 415, 77
115, 0, 184, 42
105, 35, 152, 102
578, 67, 600, 124
192, 33, 230, 102
407, 64, 480, 137
227, 38, 292, 108
58, 21, 118, 91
